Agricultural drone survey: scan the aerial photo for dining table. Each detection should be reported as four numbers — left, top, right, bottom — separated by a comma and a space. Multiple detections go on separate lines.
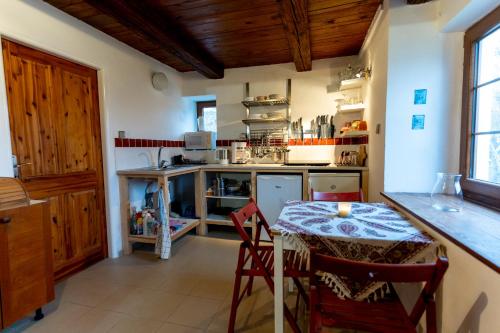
270, 200, 440, 333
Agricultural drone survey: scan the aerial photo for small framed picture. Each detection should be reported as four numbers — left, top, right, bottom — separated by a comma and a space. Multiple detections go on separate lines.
412, 115, 425, 130
414, 89, 427, 105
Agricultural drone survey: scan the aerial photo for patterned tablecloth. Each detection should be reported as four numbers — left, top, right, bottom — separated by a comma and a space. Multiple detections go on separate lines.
272, 201, 439, 301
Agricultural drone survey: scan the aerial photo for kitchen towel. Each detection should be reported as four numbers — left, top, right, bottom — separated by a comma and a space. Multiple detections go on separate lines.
155, 186, 171, 259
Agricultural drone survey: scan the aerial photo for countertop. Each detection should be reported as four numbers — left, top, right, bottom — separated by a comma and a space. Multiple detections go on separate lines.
382, 192, 500, 273
117, 163, 368, 176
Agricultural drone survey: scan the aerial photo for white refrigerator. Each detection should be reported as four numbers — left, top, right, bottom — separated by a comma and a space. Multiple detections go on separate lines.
257, 175, 303, 241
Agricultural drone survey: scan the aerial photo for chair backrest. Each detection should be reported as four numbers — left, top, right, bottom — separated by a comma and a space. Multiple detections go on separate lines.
310, 189, 364, 202
309, 247, 448, 325
229, 198, 273, 246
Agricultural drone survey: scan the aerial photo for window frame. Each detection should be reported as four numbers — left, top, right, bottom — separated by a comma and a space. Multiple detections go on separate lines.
196, 101, 216, 119
196, 100, 216, 132
460, 6, 500, 210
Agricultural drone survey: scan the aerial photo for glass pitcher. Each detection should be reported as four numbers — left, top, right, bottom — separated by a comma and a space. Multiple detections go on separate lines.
430, 173, 464, 212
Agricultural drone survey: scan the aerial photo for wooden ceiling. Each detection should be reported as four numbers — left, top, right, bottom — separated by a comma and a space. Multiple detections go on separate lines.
44, 0, 381, 78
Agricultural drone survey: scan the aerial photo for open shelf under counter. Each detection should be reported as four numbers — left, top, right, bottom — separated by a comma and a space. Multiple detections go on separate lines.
128, 218, 200, 244
171, 218, 200, 241
205, 194, 250, 200
128, 234, 157, 244
205, 214, 251, 227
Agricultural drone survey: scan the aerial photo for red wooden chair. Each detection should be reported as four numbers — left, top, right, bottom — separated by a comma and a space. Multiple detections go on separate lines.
228, 198, 308, 333
309, 247, 448, 333
310, 188, 364, 202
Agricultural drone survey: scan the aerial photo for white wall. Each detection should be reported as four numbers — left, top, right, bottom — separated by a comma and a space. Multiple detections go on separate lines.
0, 0, 196, 257
360, 6, 389, 202
183, 58, 368, 165
384, 1, 450, 192
378, 1, 466, 193
381, 0, 496, 193
438, 0, 499, 32
183, 58, 360, 138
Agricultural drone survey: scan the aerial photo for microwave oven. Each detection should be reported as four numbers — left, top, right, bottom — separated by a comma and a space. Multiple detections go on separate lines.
184, 131, 216, 150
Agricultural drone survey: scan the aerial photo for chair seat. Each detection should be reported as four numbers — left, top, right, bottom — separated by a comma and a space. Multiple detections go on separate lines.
312, 284, 416, 333
241, 244, 308, 278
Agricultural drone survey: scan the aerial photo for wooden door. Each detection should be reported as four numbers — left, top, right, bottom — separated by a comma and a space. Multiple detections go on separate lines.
0, 203, 55, 328
2, 39, 107, 280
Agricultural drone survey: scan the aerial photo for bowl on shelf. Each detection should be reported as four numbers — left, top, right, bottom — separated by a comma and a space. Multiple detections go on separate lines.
244, 96, 255, 102
268, 94, 284, 100
226, 186, 241, 194
256, 95, 268, 101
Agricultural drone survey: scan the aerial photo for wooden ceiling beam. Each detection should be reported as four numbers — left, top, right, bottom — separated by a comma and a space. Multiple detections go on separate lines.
83, 0, 224, 79
277, 0, 312, 72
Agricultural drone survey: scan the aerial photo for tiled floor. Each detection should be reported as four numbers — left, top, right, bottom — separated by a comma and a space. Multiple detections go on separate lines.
5, 234, 309, 333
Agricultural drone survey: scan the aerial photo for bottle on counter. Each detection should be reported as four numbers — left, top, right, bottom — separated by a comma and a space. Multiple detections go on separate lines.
129, 207, 137, 235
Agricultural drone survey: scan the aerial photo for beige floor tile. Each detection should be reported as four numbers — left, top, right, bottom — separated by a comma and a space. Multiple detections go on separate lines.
71, 308, 128, 333
6, 235, 313, 333
96, 285, 185, 321
158, 272, 201, 295
23, 302, 92, 333
106, 317, 163, 333
156, 322, 204, 333
190, 277, 233, 300
131, 291, 186, 321
58, 277, 127, 307
167, 295, 222, 329
96, 286, 155, 314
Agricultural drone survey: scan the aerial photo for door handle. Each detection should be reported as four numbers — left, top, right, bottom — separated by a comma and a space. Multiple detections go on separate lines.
0, 216, 11, 224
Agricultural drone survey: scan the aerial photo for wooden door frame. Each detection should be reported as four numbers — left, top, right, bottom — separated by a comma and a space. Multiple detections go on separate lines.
1, 38, 109, 278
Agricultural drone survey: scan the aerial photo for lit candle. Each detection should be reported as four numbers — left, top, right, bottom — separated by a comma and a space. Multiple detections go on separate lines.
338, 202, 352, 217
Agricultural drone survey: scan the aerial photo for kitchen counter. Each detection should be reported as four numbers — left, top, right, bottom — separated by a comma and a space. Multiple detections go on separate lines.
118, 163, 369, 251
117, 163, 368, 176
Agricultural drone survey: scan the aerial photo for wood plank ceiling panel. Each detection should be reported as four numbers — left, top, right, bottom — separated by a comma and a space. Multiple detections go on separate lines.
44, 0, 381, 75
154, 0, 292, 68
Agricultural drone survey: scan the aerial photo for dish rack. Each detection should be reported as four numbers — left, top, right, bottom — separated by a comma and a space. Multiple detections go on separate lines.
249, 128, 288, 147
249, 128, 289, 159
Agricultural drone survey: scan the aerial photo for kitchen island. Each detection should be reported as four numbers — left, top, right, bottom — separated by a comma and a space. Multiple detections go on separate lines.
117, 164, 368, 254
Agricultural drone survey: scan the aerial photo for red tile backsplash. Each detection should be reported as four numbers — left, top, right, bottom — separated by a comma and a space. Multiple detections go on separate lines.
114, 135, 368, 148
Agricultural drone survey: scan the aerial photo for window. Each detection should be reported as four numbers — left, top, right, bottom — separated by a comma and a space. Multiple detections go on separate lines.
196, 101, 217, 132
460, 6, 500, 209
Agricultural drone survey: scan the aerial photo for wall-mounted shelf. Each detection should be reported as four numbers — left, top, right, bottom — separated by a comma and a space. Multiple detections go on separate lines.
339, 78, 365, 91
338, 103, 365, 113
242, 80, 291, 141
340, 130, 369, 137
241, 98, 289, 107
242, 118, 290, 125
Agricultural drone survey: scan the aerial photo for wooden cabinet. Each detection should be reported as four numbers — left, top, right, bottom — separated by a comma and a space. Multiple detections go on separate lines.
0, 178, 54, 329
